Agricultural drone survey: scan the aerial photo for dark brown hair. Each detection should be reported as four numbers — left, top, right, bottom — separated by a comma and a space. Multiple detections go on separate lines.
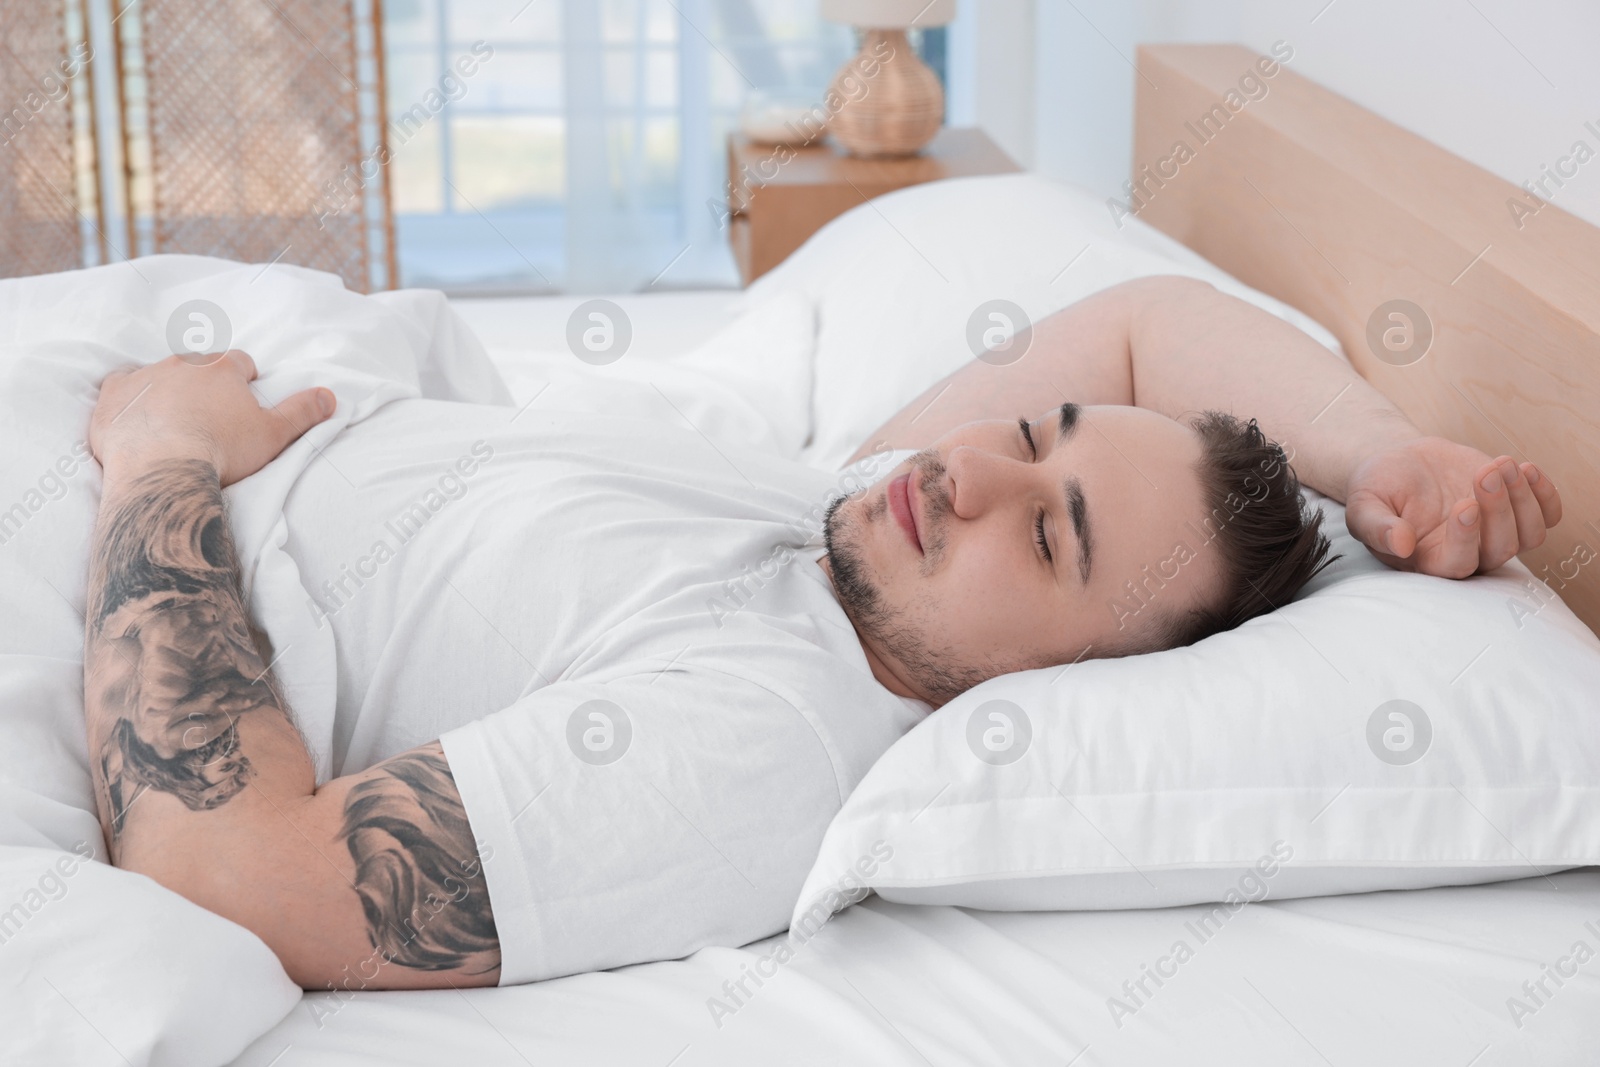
1123, 410, 1339, 655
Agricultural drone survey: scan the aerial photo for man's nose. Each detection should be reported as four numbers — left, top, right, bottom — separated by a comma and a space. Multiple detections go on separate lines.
945, 445, 1032, 521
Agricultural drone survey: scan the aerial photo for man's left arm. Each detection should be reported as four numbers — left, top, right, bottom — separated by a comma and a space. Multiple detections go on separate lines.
850, 276, 1562, 578
85, 353, 501, 991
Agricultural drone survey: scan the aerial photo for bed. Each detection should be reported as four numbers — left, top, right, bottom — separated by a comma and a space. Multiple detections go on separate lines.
5, 45, 1599, 1066
228, 40, 1600, 1055
211, 310, 1600, 1065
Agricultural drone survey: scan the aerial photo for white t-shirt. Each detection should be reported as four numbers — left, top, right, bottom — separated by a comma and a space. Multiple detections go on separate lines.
279, 399, 922, 983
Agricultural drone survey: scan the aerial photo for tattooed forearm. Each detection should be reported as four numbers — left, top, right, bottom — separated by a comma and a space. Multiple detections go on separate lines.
85, 459, 287, 847
340, 744, 499, 974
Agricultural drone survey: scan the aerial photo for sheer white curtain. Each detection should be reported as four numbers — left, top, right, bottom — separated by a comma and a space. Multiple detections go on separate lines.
387, 0, 863, 293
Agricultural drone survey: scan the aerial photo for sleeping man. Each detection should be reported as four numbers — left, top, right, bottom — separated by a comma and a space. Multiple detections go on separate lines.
80, 276, 1561, 991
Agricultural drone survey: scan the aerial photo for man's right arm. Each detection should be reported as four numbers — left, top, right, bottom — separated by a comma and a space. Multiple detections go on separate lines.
84, 353, 501, 992
85, 459, 501, 992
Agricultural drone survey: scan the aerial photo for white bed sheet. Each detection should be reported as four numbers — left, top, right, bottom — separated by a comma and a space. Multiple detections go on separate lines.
220, 293, 1600, 1066
230, 869, 1600, 1066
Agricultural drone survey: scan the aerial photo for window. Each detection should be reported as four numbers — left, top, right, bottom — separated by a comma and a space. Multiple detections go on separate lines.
384, 0, 946, 293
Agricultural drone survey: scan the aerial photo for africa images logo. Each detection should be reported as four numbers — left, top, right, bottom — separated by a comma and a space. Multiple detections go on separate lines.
1365, 699, 1431, 766
564, 699, 632, 766
965, 699, 1032, 766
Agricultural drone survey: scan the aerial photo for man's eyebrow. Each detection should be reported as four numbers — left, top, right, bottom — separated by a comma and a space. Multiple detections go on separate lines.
1056, 403, 1081, 442
1054, 404, 1091, 584
1064, 476, 1092, 586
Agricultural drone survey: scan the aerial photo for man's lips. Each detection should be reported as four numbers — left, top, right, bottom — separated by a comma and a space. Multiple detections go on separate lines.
888, 473, 923, 554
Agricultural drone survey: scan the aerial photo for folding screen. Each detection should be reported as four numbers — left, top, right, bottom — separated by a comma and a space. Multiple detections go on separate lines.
0, 0, 92, 278
0, 0, 394, 291
118, 0, 395, 291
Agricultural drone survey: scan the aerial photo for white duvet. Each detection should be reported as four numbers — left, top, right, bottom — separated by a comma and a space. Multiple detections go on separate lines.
0, 254, 824, 1065
0, 256, 516, 1065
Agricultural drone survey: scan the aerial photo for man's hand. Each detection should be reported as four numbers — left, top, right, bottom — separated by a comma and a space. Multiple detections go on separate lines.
1344, 437, 1563, 578
90, 350, 335, 486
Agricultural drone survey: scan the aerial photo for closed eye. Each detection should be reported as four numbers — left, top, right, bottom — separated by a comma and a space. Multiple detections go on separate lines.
1020, 419, 1053, 563
1018, 417, 1037, 459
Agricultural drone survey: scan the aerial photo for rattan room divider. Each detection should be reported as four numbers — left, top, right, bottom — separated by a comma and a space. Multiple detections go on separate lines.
0, 0, 93, 277
0, 0, 395, 292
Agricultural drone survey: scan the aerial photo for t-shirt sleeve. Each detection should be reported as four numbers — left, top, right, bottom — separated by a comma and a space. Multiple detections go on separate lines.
438, 665, 844, 985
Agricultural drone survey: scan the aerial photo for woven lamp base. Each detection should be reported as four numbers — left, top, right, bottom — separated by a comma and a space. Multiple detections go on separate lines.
828, 29, 946, 159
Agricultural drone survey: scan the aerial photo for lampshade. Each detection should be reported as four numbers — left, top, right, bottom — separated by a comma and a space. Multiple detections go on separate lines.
820, 0, 957, 28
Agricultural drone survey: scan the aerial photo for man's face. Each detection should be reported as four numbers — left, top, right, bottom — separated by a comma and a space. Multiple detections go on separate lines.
824, 403, 1219, 706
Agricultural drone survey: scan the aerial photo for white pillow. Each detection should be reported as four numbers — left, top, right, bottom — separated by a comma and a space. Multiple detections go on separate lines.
744, 172, 1346, 469
487, 291, 814, 459
670, 290, 813, 456
791, 488, 1600, 930
0, 844, 300, 1067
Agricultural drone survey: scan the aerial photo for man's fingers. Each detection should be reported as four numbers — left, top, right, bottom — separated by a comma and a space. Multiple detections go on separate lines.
224, 350, 258, 380
1344, 492, 1414, 559
1384, 517, 1416, 560
1501, 460, 1549, 553
97, 363, 141, 396
1521, 462, 1563, 529
1472, 457, 1521, 569
1421, 499, 1482, 579
270, 387, 336, 445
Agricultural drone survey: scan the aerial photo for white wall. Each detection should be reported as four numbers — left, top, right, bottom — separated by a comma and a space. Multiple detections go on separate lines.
950, 0, 1037, 167
1017, 0, 1600, 229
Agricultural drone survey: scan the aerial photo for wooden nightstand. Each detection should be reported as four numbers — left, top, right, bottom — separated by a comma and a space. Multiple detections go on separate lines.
725, 127, 1020, 286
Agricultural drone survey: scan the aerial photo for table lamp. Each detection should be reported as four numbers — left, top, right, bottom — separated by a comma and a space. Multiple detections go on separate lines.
821, 0, 957, 158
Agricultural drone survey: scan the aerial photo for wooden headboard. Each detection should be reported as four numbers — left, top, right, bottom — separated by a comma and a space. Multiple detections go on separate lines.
1131, 44, 1600, 638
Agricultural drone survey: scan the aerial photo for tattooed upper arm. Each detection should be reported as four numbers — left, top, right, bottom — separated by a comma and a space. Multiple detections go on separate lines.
139, 737, 504, 992
336, 743, 500, 977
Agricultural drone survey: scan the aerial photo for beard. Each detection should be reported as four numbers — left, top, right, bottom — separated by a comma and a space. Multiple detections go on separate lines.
822, 452, 1001, 706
